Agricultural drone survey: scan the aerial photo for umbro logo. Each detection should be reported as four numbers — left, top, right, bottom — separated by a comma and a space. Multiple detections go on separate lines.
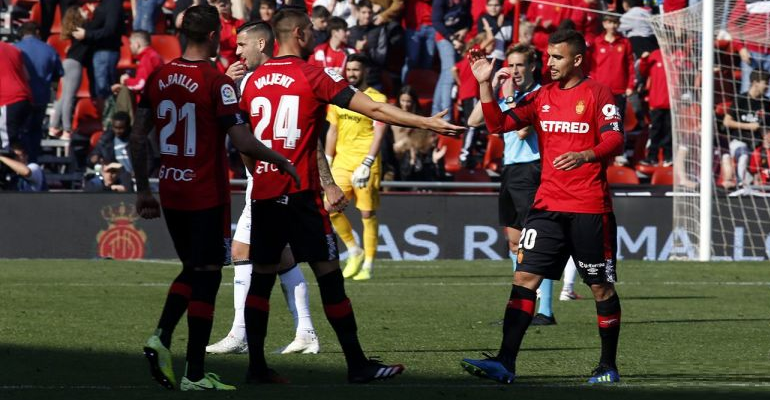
541, 104, 551, 113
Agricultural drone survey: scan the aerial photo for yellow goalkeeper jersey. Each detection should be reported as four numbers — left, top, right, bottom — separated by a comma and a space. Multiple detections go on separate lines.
326, 86, 387, 171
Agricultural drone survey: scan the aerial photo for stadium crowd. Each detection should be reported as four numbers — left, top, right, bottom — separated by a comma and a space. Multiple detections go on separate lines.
0, 0, 767, 191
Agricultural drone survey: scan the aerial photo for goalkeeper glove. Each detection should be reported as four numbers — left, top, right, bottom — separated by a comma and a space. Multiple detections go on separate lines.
352, 156, 375, 188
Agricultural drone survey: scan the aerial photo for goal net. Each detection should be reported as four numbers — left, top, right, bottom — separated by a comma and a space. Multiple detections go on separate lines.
649, 1, 770, 260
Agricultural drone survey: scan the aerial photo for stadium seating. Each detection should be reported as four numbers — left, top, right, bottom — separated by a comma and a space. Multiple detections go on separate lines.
606, 165, 640, 185
72, 98, 101, 135
482, 134, 504, 173
405, 69, 438, 111
46, 34, 70, 59
151, 35, 182, 63
118, 35, 137, 70
437, 135, 463, 174
651, 167, 674, 185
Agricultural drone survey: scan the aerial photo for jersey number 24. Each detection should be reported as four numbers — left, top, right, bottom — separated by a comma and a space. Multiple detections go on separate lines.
249, 95, 301, 149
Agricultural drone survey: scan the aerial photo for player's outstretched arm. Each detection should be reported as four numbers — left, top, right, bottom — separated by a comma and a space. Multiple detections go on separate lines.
347, 92, 465, 136
130, 107, 161, 219
228, 124, 300, 188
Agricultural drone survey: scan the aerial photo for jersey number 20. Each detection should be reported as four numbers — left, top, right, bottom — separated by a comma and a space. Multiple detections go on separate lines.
158, 100, 196, 157
249, 95, 301, 149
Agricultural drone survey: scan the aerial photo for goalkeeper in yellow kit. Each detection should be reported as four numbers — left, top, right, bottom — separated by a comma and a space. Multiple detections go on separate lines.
324, 54, 387, 281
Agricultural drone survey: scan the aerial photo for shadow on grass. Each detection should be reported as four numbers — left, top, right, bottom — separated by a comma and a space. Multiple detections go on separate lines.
0, 345, 767, 400
621, 296, 717, 300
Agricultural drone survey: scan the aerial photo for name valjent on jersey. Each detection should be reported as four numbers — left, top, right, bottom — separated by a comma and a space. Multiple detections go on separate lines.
254, 73, 296, 90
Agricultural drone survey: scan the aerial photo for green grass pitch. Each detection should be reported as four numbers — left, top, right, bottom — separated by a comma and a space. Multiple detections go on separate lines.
1, 259, 769, 399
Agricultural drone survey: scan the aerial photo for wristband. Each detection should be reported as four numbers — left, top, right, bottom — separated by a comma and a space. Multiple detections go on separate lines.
362, 155, 375, 167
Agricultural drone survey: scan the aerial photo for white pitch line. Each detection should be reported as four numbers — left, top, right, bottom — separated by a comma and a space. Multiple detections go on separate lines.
3, 381, 770, 390
7, 281, 770, 288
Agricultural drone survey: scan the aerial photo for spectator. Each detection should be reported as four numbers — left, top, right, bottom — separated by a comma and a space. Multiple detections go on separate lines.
590, 14, 635, 122
401, 0, 434, 82
311, 5, 332, 45
73, 0, 125, 109
476, 0, 512, 64
618, 0, 657, 57
398, 129, 446, 183
88, 112, 134, 172
15, 22, 63, 163
348, 0, 388, 90
308, 16, 355, 75
0, 142, 47, 192
727, 0, 770, 96
0, 42, 33, 152
111, 31, 164, 97
215, 0, 245, 71
722, 70, 770, 186
313, 0, 357, 27
132, 0, 165, 33
251, 0, 276, 22
39, 0, 79, 40
638, 49, 672, 166
432, 0, 472, 120
382, 86, 421, 183
569, 0, 603, 46
49, 5, 90, 141
749, 125, 770, 185
371, 0, 404, 25
84, 161, 134, 192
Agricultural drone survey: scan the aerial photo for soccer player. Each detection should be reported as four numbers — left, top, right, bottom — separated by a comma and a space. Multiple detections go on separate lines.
325, 53, 387, 281
461, 29, 624, 384
130, 5, 299, 391
206, 21, 321, 356
238, 8, 464, 384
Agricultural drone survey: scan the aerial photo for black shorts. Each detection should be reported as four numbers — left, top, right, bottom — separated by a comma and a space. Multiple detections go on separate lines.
250, 190, 339, 265
499, 161, 541, 229
517, 209, 618, 285
163, 205, 232, 268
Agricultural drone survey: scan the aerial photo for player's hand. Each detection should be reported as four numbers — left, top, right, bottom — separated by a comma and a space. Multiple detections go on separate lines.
277, 159, 301, 189
553, 151, 590, 171
468, 48, 493, 84
323, 184, 348, 212
352, 156, 374, 188
136, 191, 161, 219
424, 110, 466, 136
226, 60, 247, 81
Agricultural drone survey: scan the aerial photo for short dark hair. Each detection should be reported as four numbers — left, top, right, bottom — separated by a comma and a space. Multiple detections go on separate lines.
112, 111, 131, 125
273, 7, 311, 41
356, 0, 373, 10
311, 5, 331, 19
557, 19, 576, 31
130, 30, 151, 46
750, 69, 769, 85
237, 20, 275, 54
181, 5, 221, 44
19, 22, 39, 37
10, 141, 26, 153
624, 0, 644, 8
602, 14, 621, 22
548, 29, 587, 56
506, 43, 537, 66
328, 16, 348, 32
259, 0, 277, 8
347, 53, 369, 68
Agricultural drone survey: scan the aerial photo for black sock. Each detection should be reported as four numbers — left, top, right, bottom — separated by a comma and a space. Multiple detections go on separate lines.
244, 271, 276, 375
317, 269, 367, 369
497, 285, 537, 371
185, 270, 222, 381
157, 270, 194, 348
596, 293, 621, 370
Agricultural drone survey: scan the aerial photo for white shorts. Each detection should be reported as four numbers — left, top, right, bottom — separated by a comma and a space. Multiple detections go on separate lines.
233, 201, 251, 245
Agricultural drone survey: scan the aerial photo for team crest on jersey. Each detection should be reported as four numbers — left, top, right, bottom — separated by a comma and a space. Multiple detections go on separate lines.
324, 67, 345, 82
96, 202, 147, 260
221, 84, 237, 105
575, 100, 586, 115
